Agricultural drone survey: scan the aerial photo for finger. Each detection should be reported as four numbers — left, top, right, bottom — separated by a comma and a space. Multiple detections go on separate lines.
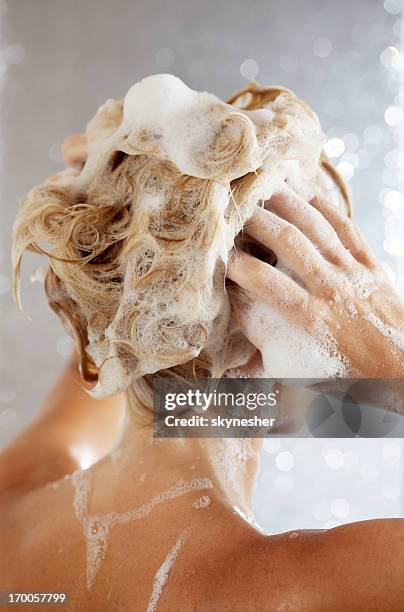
227, 249, 307, 313
45, 167, 80, 185
310, 191, 378, 268
268, 188, 354, 267
244, 205, 331, 287
226, 344, 264, 377
231, 302, 266, 359
62, 133, 88, 169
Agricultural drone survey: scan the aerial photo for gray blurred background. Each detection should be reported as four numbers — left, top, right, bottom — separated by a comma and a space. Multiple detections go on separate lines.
1, 0, 404, 533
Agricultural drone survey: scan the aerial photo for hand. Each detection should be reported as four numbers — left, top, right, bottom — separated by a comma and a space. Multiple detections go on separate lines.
44, 133, 88, 186
62, 133, 88, 168
227, 185, 404, 378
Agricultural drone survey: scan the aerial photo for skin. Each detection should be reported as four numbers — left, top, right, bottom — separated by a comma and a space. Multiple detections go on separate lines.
1, 139, 404, 610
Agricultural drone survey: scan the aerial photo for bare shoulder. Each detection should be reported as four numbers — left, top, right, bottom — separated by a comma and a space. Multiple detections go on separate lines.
0, 480, 87, 606
169, 519, 404, 611
248, 519, 404, 611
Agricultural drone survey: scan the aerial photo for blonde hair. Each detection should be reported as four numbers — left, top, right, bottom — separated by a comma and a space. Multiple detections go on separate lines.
12, 76, 350, 405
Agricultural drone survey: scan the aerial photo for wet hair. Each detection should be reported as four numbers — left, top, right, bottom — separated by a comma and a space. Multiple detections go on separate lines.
11, 75, 350, 405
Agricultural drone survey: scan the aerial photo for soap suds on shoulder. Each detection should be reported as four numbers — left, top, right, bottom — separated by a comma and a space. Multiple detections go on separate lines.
146, 527, 191, 612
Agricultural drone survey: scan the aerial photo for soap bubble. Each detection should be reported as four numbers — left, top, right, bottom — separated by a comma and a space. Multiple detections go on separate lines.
340, 152, 359, 168
385, 105, 403, 127
275, 451, 295, 472
384, 0, 403, 15
324, 137, 345, 158
240, 59, 259, 80
383, 190, 404, 211
380, 46, 399, 68
336, 161, 354, 181
323, 448, 344, 469
384, 149, 400, 169
313, 38, 332, 58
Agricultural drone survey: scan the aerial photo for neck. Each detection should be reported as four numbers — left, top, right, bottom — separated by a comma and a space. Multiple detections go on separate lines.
112, 391, 263, 516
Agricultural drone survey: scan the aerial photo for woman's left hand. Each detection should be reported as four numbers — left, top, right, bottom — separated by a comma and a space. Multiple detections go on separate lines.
227, 185, 404, 379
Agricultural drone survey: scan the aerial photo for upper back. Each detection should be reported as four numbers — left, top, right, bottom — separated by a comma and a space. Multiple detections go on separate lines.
3, 475, 404, 612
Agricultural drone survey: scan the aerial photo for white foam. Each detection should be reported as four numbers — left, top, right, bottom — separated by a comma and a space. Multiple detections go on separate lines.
350, 272, 374, 299
71, 474, 213, 590
365, 312, 404, 350
48, 74, 327, 398
345, 299, 357, 318
192, 495, 211, 509
146, 528, 191, 612
71, 469, 91, 523
205, 438, 257, 493
248, 302, 350, 378
120, 74, 267, 180
29, 266, 47, 284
